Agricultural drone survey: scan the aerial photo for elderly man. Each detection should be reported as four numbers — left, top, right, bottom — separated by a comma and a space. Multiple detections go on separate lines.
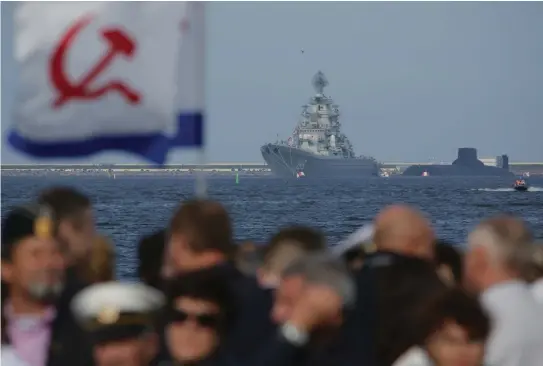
343, 205, 444, 365
256, 253, 356, 366
464, 215, 543, 366
1, 203, 92, 366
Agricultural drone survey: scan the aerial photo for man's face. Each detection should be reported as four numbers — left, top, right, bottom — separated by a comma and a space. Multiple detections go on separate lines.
426, 321, 485, 366
59, 207, 96, 261
167, 234, 201, 274
94, 335, 157, 366
166, 297, 221, 363
463, 245, 486, 294
2, 236, 65, 302
271, 275, 305, 324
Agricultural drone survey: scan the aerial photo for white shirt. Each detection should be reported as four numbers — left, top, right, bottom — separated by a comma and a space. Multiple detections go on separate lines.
1, 346, 30, 366
481, 280, 543, 366
392, 347, 433, 366
531, 278, 543, 304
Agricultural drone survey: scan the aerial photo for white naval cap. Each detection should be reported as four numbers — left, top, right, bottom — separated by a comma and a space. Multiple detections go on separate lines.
332, 223, 375, 256
71, 281, 165, 331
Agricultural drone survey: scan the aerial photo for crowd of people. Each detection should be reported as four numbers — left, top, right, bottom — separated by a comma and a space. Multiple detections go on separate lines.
1, 185, 542, 366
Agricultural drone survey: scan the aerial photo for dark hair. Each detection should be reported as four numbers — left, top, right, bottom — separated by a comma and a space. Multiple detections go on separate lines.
264, 225, 326, 261
137, 229, 166, 289
414, 287, 490, 344
164, 269, 236, 332
169, 200, 234, 256
38, 187, 91, 228
435, 240, 463, 284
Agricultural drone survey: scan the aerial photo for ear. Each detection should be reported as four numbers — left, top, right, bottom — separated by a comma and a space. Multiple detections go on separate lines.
472, 245, 488, 267
1, 259, 14, 284
143, 332, 159, 360
57, 219, 73, 239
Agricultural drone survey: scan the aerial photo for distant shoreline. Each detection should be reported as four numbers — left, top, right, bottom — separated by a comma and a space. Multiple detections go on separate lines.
1, 168, 272, 177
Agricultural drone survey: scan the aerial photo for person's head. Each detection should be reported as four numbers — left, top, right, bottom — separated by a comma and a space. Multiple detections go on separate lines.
435, 240, 463, 286
272, 253, 354, 327
414, 288, 490, 366
71, 282, 164, 366
38, 186, 95, 264
464, 215, 533, 293
258, 226, 327, 288
164, 270, 235, 363
168, 200, 234, 273
374, 205, 435, 261
1, 204, 65, 305
84, 235, 115, 284
137, 229, 166, 288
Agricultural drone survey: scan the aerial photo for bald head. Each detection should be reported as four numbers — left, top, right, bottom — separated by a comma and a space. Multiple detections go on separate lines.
373, 205, 435, 260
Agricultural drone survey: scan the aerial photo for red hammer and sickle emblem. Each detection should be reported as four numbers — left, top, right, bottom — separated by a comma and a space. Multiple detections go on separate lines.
49, 15, 141, 108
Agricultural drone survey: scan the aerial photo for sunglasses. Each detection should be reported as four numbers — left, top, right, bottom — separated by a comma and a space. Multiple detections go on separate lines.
168, 309, 221, 328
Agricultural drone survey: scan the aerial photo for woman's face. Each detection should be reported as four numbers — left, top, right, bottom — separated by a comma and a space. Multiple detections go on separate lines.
426, 321, 485, 366
166, 296, 221, 363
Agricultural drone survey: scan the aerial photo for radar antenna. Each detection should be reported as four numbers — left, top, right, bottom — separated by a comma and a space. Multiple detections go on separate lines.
312, 71, 329, 94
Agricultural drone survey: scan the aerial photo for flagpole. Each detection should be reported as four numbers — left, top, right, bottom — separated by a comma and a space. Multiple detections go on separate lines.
194, 2, 207, 198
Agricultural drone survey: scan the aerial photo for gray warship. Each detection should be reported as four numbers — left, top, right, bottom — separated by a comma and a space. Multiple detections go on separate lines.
261, 71, 379, 179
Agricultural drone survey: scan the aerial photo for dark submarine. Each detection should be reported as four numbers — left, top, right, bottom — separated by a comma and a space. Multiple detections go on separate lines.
402, 148, 514, 177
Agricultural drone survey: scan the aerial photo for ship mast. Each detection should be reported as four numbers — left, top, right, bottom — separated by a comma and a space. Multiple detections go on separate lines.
312, 71, 329, 95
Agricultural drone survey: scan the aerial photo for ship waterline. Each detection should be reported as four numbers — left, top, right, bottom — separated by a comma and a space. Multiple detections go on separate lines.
261, 144, 379, 178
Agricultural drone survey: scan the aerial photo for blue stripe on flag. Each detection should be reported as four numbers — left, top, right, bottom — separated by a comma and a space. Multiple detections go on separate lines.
7, 112, 204, 165
171, 111, 204, 147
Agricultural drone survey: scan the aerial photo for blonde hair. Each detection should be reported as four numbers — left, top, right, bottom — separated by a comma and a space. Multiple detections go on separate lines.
85, 235, 116, 283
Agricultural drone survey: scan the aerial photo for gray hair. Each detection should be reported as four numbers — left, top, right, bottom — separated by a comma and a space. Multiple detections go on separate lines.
468, 216, 534, 272
281, 252, 356, 308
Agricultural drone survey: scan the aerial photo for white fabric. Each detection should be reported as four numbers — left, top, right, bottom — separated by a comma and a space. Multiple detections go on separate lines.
332, 224, 374, 256
12, 2, 202, 144
481, 280, 543, 366
392, 347, 433, 366
0, 346, 30, 366
70, 281, 165, 322
531, 278, 543, 304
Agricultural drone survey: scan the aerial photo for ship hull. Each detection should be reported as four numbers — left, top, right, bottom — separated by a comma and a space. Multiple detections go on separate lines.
261, 143, 379, 179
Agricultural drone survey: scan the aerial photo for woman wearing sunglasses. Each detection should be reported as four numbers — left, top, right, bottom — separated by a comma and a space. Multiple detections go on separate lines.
164, 270, 236, 366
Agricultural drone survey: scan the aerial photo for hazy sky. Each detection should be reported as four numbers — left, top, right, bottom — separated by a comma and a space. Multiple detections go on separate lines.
2, 2, 542, 164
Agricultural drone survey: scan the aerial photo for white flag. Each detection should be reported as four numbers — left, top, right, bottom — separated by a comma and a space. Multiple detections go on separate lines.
8, 2, 205, 164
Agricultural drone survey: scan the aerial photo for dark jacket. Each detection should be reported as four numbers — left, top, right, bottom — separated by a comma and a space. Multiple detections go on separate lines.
205, 262, 275, 363
253, 324, 361, 366
355, 251, 446, 366
47, 275, 93, 366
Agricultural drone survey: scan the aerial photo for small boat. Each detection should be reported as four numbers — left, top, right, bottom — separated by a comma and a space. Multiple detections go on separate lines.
513, 179, 529, 192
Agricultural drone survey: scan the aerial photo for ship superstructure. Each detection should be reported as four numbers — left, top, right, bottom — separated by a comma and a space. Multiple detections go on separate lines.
261, 71, 379, 178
